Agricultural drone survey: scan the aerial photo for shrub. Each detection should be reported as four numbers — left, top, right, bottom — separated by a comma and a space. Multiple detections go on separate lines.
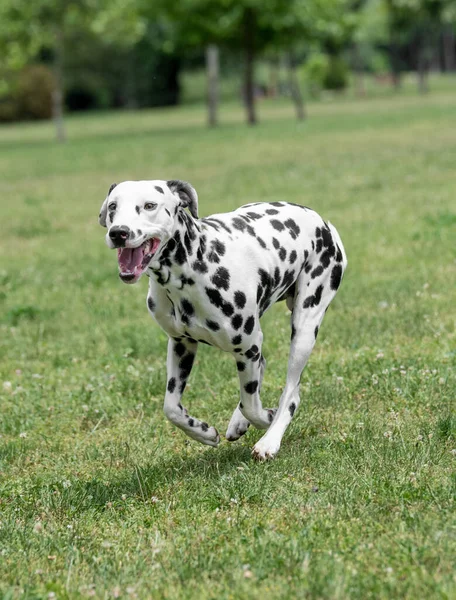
16, 64, 55, 119
0, 64, 55, 122
323, 57, 349, 91
300, 53, 330, 98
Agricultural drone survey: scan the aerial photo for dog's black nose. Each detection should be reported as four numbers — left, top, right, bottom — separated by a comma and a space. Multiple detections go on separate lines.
109, 225, 130, 247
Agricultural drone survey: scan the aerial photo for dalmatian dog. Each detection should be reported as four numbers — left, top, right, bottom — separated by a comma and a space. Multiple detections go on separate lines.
99, 180, 347, 460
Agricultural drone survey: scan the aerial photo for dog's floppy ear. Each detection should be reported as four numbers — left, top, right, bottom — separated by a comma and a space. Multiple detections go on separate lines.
167, 180, 199, 219
99, 183, 117, 227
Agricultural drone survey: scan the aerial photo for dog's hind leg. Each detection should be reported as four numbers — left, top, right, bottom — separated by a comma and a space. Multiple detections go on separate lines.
252, 248, 346, 460
225, 355, 267, 441
163, 338, 220, 447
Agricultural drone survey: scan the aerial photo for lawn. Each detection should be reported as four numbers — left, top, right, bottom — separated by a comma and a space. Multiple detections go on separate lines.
0, 87, 455, 599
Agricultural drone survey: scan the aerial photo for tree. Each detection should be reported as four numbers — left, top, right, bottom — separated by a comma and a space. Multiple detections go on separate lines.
384, 0, 449, 93
0, 0, 145, 141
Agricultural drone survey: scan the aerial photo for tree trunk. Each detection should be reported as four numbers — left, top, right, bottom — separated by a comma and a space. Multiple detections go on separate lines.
287, 53, 305, 120
243, 8, 257, 125
125, 53, 138, 109
417, 49, 429, 94
268, 58, 278, 97
353, 44, 365, 97
442, 26, 455, 72
52, 27, 66, 143
206, 45, 219, 127
389, 37, 402, 91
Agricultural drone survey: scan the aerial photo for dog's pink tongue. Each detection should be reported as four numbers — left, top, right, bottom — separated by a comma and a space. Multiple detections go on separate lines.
118, 247, 144, 273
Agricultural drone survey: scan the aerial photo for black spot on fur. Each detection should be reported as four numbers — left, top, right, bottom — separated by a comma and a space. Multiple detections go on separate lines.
234, 291, 246, 309
206, 319, 220, 331
135, 206, 140, 215
245, 344, 259, 359
279, 247, 287, 261
291, 324, 296, 340
232, 314, 243, 330
236, 361, 246, 372
147, 296, 156, 312
175, 342, 186, 357
174, 242, 187, 265
272, 237, 280, 250
270, 219, 285, 231
244, 380, 259, 394
274, 267, 281, 287
167, 378, 176, 393
314, 326, 319, 339
270, 202, 284, 207
222, 302, 234, 317
289, 250, 297, 264
244, 316, 255, 335
336, 245, 343, 262
330, 264, 343, 290
201, 422, 209, 432
232, 334, 242, 345
320, 250, 332, 268
184, 232, 193, 255
289, 402, 296, 417
284, 219, 300, 239
188, 418, 194, 427
179, 353, 195, 378
211, 267, 230, 290
155, 186, 164, 194
180, 299, 195, 316
193, 260, 208, 273
266, 209, 279, 215
256, 236, 267, 249
303, 284, 324, 308
315, 239, 323, 253
247, 211, 262, 220
207, 251, 220, 264
311, 265, 324, 279
205, 287, 223, 308
208, 218, 232, 234
211, 239, 226, 256
232, 217, 247, 232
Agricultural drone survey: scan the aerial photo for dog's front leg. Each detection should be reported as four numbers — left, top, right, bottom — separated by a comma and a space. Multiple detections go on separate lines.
163, 337, 220, 447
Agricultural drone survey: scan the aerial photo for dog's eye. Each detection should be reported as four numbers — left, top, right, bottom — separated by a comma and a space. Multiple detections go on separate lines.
108, 203, 116, 211
144, 202, 157, 211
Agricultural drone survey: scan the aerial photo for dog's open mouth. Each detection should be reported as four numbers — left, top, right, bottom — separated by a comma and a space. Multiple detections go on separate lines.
117, 238, 160, 283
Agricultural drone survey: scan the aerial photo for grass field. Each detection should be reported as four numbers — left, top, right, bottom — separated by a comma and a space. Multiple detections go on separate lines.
1, 87, 455, 599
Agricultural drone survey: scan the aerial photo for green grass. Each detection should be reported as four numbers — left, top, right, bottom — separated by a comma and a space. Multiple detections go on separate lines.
1, 86, 455, 599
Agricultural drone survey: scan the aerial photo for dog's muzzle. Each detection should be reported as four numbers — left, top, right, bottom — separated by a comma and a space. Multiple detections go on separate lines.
117, 237, 161, 284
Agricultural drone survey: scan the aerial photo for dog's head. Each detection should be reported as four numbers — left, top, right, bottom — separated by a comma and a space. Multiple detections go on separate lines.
99, 179, 198, 284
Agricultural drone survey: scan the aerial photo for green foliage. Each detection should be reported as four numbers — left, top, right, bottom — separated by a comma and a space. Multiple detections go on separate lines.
0, 83, 456, 597
300, 53, 330, 98
323, 56, 349, 90
0, 64, 54, 122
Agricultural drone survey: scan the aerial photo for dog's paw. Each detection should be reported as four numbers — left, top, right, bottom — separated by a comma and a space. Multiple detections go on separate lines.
225, 422, 250, 442
203, 426, 220, 447
252, 437, 280, 461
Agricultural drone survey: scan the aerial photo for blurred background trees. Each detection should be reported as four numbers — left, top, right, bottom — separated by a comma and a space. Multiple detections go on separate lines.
0, 0, 455, 139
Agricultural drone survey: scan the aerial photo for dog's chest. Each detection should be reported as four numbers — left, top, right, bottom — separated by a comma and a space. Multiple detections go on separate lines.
147, 265, 233, 347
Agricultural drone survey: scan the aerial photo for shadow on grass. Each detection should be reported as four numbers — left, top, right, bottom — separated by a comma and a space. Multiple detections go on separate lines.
63, 442, 255, 515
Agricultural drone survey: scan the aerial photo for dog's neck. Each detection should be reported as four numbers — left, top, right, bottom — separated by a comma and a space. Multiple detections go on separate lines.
147, 207, 202, 286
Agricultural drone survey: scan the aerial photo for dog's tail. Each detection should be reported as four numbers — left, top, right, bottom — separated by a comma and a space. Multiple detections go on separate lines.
327, 221, 348, 271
